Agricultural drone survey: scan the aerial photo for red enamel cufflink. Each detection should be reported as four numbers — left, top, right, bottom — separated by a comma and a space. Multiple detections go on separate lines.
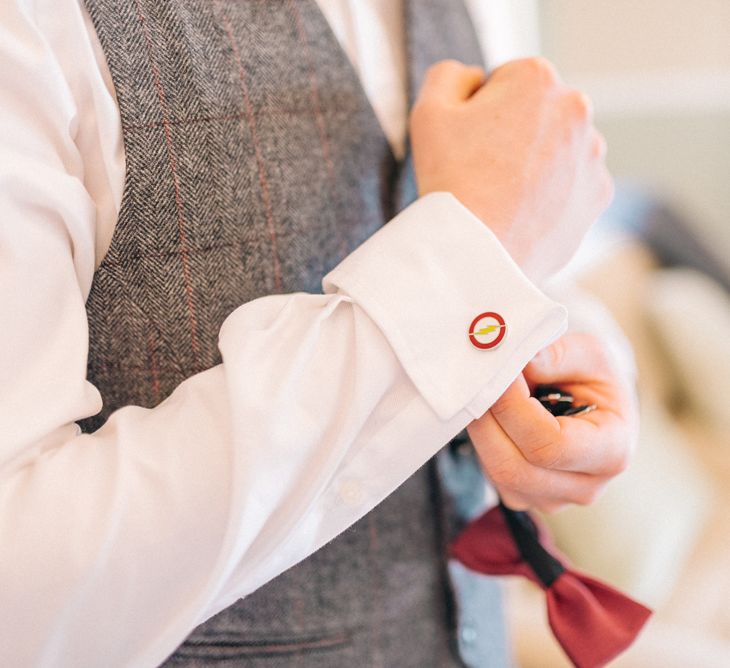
468, 312, 506, 350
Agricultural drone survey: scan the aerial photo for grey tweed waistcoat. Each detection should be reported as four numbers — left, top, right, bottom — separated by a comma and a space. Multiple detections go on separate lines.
81, 1, 509, 666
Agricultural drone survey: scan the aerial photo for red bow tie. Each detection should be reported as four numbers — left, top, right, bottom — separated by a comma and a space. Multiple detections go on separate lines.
449, 502, 652, 668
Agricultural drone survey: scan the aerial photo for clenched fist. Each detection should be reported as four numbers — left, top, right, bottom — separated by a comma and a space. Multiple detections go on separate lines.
410, 58, 613, 283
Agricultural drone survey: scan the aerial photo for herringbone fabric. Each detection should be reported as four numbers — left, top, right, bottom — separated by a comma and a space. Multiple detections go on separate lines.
81, 1, 494, 665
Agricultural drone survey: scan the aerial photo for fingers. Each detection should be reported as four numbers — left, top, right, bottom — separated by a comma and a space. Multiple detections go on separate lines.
417, 60, 486, 105
467, 411, 609, 513
592, 129, 607, 159
487, 56, 562, 89
488, 375, 629, 476
525, 332, 629, 416
526, 332, 613, 385
465, 311, 635, 516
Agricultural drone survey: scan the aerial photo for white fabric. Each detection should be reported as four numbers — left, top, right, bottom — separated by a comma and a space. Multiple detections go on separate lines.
0, 1, 562, 666
318, 0, 409, 158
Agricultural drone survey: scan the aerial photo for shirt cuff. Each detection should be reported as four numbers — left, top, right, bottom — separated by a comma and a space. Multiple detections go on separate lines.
322, 192, 568, 421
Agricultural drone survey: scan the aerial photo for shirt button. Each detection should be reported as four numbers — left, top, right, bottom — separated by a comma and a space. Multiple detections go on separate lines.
460, 625, 477, 645
455, 441, 472, 457
339, 479, 364, 506
460, 625, 478, 644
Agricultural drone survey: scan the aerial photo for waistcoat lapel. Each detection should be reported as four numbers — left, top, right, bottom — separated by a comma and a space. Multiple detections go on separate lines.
405, 0, 485, 104
394, 0, 486, 211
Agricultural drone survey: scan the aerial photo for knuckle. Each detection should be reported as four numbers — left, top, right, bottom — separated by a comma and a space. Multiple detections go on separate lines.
409, 99, 428, 124
526, 56, 559, 84
489, 459, 529, 492
610, 446, 631, 475
409, 98, 438, 130
577, 490, 597, 506
496, 57, 558, 87
571, 331, 602, 354
544, 337, 566, 370
573, 484, 604, 506
488, 395, 516, 422
426, 58, 462, 80
592, 131, 608, 158
537, 500, 568, 514
491, 59, 516, 76
525, 440, 561, 468
567, 331, 611, 372
601, 171, 616, 206
488, 460, 519, 487
566, 89, 593, 120
499, 491, 531, 512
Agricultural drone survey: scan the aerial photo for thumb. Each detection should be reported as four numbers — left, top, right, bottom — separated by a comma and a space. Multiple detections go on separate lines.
417, 60, 486, 105
525, 333, 610, 385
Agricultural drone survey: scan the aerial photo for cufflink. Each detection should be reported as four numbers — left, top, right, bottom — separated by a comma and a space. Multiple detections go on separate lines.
468, 312, 506, 350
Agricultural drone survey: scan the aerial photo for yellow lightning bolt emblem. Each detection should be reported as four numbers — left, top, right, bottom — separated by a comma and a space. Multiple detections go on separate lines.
475, 324, 502, 335
469, 312, 506, 349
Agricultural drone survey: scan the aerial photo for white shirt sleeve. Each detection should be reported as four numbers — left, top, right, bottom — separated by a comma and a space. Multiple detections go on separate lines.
0, 2, 566, 667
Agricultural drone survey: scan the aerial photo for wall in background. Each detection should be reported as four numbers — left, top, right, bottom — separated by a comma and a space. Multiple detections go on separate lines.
540, 0, 730, 260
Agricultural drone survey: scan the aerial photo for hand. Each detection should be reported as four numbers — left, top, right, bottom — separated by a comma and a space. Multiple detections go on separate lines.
466, 332, 638, 513
410, 59, 613, 283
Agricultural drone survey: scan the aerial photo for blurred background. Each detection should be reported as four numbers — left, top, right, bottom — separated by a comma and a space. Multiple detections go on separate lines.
491, 2, 730, 666
543, 0, 730, 261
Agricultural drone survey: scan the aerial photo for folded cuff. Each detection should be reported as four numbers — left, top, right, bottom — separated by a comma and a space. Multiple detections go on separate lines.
323, 192, 568, 421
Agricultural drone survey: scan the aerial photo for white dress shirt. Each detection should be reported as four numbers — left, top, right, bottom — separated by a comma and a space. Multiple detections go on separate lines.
0, 1, 564, 666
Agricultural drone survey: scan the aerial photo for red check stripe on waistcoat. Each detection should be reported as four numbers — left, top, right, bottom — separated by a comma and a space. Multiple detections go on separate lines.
133, 0, 202, 365
214, 0, 283, 293
286, 0, 350, 260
